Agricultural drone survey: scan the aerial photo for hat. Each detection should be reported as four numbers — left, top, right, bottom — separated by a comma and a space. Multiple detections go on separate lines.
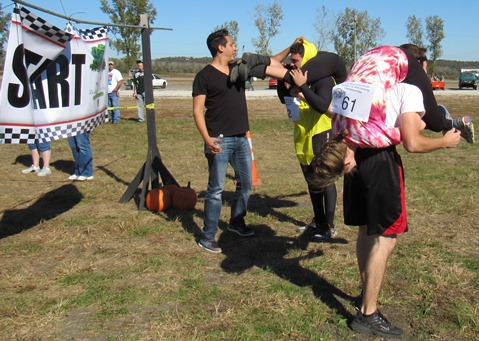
108, 61, 114, 65
136, 60, 143, 63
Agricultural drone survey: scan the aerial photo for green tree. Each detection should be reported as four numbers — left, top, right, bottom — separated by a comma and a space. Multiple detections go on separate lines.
212, 21, 239, 47
426, 15, 445, 74
0, 2, 11, 64
100, 0, 157, 70
405, 15, 424, 47
252, 1, 283, 55
312, 5, 332, 51
331, 8, 384, 66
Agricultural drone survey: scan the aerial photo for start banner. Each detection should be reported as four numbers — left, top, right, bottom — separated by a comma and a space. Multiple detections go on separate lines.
0, 6, 109, 144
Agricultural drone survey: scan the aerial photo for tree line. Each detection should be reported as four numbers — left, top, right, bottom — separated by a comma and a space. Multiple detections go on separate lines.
142, 57, 479, 80
1, 1, 477, 79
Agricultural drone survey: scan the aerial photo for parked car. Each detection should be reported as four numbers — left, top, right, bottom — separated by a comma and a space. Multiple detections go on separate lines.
431, 80, 445, 90
125, 74, 168, 90
268, 77, 278, 89
458, 72, 477, 90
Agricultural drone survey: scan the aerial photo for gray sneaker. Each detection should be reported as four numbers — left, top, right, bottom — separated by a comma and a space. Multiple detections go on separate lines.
229, 64, 240, 83
350, 309, 404, 338
22, 165, 39, 174
453, 116, 474, 144
37, 167, 52, 177
198, 240, 222, 254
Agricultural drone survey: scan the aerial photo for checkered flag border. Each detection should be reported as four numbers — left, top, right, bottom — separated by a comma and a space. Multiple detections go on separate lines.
0, 111, 108, 144
15, 6, 73, 46
78, 26, 108, 41
65, 22, 108, 41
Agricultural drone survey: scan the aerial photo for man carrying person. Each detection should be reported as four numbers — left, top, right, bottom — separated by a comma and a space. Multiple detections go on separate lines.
274, 38, 342, 240
309, 45, 461, 337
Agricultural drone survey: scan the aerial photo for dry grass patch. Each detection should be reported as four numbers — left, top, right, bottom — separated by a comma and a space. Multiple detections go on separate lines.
0, 89, 478, 340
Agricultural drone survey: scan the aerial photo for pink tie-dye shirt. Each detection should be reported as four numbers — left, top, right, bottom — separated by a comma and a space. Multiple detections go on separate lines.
332, 46, 409, 148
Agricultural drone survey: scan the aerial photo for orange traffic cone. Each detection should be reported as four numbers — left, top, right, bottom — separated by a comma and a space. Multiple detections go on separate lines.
246, 131, 262, 186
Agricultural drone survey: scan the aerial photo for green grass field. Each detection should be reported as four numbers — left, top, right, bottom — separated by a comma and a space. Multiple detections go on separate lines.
0, 93, 477, 340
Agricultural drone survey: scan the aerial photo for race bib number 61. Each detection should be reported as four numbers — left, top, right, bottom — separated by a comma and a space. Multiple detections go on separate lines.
331, 82, 378, 122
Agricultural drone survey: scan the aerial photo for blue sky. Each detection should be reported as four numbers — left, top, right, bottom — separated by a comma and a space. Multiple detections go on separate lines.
6, 0, 479, 61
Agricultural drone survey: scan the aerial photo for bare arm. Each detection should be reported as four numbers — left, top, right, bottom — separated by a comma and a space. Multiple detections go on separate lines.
400, 112, 460, 152
192, 95, 221, 155
271, 36, 306, 62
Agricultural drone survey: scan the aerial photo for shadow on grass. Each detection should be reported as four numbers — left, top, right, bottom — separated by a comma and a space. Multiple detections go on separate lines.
97, 165, 130, 186
12, 154, 32, 168
13, 154, 76, 176
0, 184, 83, 238
163, 190, 315, 242
162, 189, 355, 320
218, 225, 355, 321
50, 160, 75, 175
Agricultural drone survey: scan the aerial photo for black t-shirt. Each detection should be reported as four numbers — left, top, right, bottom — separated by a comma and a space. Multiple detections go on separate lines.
192, 63, 249, 137
133, 70, 145, 94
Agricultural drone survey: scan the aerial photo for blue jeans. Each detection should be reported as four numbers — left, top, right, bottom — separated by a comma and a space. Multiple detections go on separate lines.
28, 141, 51, 152
108, 92, 121, 123
201, 135, 252, 243
68, 132, 93, 177
136, 93, 145, 121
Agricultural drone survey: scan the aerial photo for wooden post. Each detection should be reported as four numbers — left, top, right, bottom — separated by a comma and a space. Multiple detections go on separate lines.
119, 14, 178, 209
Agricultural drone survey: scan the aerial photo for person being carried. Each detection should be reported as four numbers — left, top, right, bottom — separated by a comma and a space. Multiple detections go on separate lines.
308, 45, 460, 338
399, 43, 474, 144
230, 36, 347, 88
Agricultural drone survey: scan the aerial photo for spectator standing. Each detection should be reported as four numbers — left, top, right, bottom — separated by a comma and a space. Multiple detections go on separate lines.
133, 60, 145, 122
21, 141, 52, 177
68, 132, 94, 181
107, 61, 123, 124
192, 29, 255, 254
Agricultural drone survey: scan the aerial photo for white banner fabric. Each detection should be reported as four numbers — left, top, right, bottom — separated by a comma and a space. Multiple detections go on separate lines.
0, 6, 109, 144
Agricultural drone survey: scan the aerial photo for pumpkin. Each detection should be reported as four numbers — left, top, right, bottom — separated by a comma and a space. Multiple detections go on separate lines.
162, 184, 180, 200
172, 181, 197, 210
146, 188, 172, 212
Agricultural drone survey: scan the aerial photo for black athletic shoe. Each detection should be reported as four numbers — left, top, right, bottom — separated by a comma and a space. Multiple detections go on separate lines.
453, 116, 474, 144
227, 224, 255, 237
350, 309, 404, 338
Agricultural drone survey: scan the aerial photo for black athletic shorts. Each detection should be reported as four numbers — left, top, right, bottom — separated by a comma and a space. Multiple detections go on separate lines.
343, 146, 408, 236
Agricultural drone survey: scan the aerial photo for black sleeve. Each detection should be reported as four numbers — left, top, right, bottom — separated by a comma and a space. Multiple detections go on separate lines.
276, 79, 290, 104
282, 51, 347, 85
298, 77, 334, 114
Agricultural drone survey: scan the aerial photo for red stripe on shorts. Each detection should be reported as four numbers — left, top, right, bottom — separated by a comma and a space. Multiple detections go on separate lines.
383, 156, 407, 235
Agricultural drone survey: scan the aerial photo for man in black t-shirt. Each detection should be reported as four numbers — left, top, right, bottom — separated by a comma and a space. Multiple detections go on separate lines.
133, 60, 145, 122
192, 29, 255, 254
